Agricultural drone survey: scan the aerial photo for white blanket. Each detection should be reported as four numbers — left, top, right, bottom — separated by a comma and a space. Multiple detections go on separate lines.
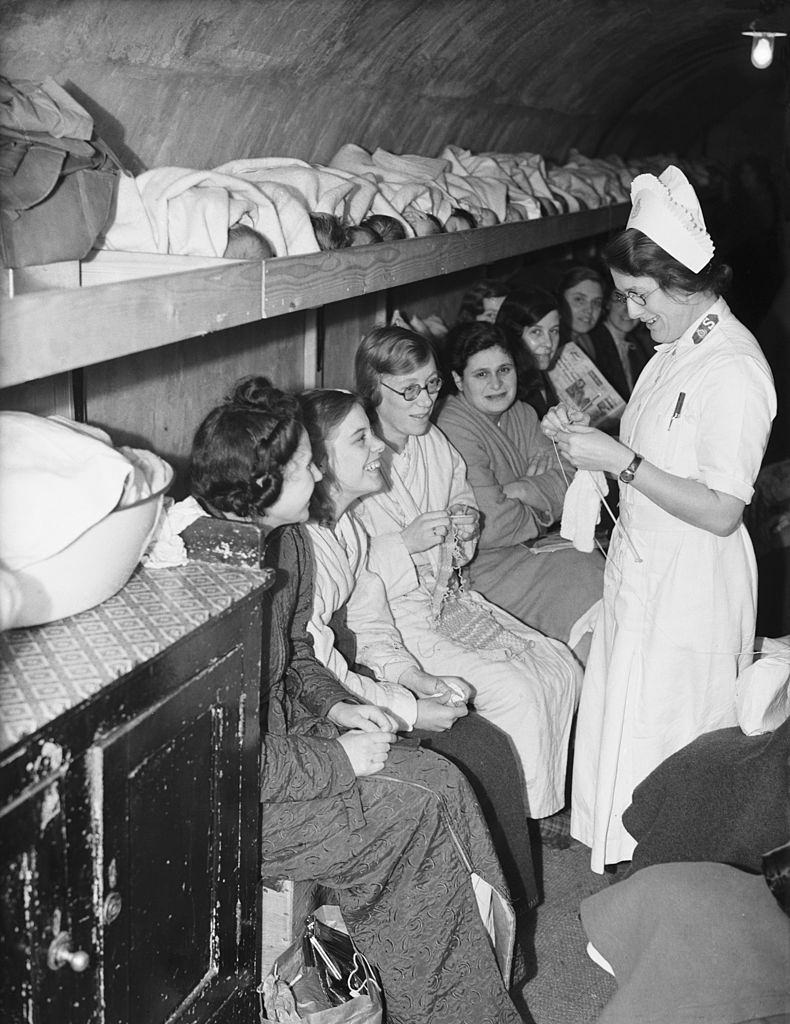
100, 165, 318, 257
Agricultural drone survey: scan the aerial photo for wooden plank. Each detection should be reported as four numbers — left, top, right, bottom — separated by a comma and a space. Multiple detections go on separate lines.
0, 261, 262, 388
321, 292, 387, 389
262, 205, 629, 316
0, 375, 75, 418
259, 879, 319, 980
302, 310, 319, 389
83, 312, 309, 497
0, 264, 80, 416
80, 250, 232, 285
0, 261, 81, 297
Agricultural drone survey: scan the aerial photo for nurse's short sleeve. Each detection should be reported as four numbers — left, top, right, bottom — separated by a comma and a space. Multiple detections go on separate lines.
697, 352, 776, 502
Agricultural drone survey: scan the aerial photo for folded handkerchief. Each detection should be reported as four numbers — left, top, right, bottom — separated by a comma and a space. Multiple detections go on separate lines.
142, 496, 208, 569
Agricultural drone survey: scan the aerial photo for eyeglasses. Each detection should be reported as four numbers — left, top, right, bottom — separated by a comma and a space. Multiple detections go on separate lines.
380, 374, 443, 401
611, 286, 661, 307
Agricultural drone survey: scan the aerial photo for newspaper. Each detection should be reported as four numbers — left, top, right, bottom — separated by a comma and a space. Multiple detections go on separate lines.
548, 342, 626, 428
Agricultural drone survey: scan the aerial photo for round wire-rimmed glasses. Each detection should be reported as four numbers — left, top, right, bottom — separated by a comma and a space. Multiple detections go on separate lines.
380, 375, 443, 401
611, 285, 661, 307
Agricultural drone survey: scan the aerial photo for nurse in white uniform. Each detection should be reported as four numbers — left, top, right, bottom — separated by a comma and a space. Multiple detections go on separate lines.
543, 166, 777, 872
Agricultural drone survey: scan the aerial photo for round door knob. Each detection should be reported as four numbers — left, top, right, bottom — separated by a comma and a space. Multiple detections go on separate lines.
47, 932, 90, 972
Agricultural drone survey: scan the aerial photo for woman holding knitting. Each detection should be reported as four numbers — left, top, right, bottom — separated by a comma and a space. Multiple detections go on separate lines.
542, 166, 777, 873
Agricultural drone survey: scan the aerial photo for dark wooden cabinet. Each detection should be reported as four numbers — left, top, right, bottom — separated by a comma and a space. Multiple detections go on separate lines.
0, 770, 90, 1024
0, 563, 270, 1024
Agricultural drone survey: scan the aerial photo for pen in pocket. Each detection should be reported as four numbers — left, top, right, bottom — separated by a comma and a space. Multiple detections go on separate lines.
668, 391, 686, 430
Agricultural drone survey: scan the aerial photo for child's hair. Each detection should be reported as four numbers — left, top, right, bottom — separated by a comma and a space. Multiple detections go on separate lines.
299, 388, 364, 526
361, 214, 407, 242
310, 212, 351, 251
347, 224, 382, 246
403, 210, 443, 236
223, 223, 275, 260
190, 376, 303, 519
444, 207, 477, 232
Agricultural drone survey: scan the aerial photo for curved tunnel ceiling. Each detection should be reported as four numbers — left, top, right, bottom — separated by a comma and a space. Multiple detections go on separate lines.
1, 0, 787, 170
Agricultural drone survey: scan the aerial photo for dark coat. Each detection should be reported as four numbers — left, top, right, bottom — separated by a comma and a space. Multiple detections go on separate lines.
590, 323, 654, 399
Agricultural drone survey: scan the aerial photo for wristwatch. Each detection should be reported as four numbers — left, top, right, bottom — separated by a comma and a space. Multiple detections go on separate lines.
619, 451, 643, 484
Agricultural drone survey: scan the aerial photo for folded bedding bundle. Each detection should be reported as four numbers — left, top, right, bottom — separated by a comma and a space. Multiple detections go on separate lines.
99, 165, 318, 257
93, 140, 712, 257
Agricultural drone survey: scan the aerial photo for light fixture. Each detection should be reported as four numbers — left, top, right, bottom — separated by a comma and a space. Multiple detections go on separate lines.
741, 26, 787, 70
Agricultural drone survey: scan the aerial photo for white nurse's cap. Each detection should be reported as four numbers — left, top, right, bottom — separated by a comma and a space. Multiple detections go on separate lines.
626, 165, 715, 273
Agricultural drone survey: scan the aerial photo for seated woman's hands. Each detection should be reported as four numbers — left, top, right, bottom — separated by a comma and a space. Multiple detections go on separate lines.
328, 700, 400, 732
414, 697, 468, 732
524, 449, 555, 477
338, 729, 397, 776
402, 509, 451, 553
400, 667, 472, 705
448, 502, 480, 543
541, 402, 590, 440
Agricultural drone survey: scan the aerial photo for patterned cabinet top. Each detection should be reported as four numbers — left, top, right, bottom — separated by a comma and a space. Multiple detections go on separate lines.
0, 560, 272, 753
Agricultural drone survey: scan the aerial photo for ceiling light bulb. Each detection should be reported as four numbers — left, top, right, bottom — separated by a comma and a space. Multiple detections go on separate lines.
751, 34, 774, 69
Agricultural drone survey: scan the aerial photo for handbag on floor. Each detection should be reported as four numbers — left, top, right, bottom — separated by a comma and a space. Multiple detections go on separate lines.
259, 904, 383, 1024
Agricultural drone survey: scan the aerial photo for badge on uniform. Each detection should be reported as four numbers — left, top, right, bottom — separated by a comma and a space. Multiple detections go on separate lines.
692, 313, 718, 344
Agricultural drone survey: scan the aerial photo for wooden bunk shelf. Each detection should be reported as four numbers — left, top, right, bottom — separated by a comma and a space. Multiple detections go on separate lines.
0, 259, 262, 389
261, 204, 629, 315
0, 203, 628, 389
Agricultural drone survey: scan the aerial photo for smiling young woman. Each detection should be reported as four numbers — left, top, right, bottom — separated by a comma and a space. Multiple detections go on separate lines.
353, 325, 581, 827
298, 386, 540, 913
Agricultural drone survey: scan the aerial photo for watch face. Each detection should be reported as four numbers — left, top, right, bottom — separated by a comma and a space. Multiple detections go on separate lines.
620, 454, 641, 482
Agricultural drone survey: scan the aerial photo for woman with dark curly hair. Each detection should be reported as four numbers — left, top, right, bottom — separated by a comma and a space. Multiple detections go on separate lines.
189, 376, 523, 1024
543, 166, 777, 873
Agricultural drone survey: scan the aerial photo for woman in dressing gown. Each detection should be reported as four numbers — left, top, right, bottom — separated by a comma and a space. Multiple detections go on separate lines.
544, 166, 777, 872
297, 386, 537, 911
437, 319, 603, 656
352, 325, 580, 821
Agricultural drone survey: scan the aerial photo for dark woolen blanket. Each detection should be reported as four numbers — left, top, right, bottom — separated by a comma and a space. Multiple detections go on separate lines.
621, 718, 790, 879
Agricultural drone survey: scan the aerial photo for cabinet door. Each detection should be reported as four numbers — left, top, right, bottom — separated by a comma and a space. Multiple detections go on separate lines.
94, 644, 252, 1024
0, 772, 95, 1024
